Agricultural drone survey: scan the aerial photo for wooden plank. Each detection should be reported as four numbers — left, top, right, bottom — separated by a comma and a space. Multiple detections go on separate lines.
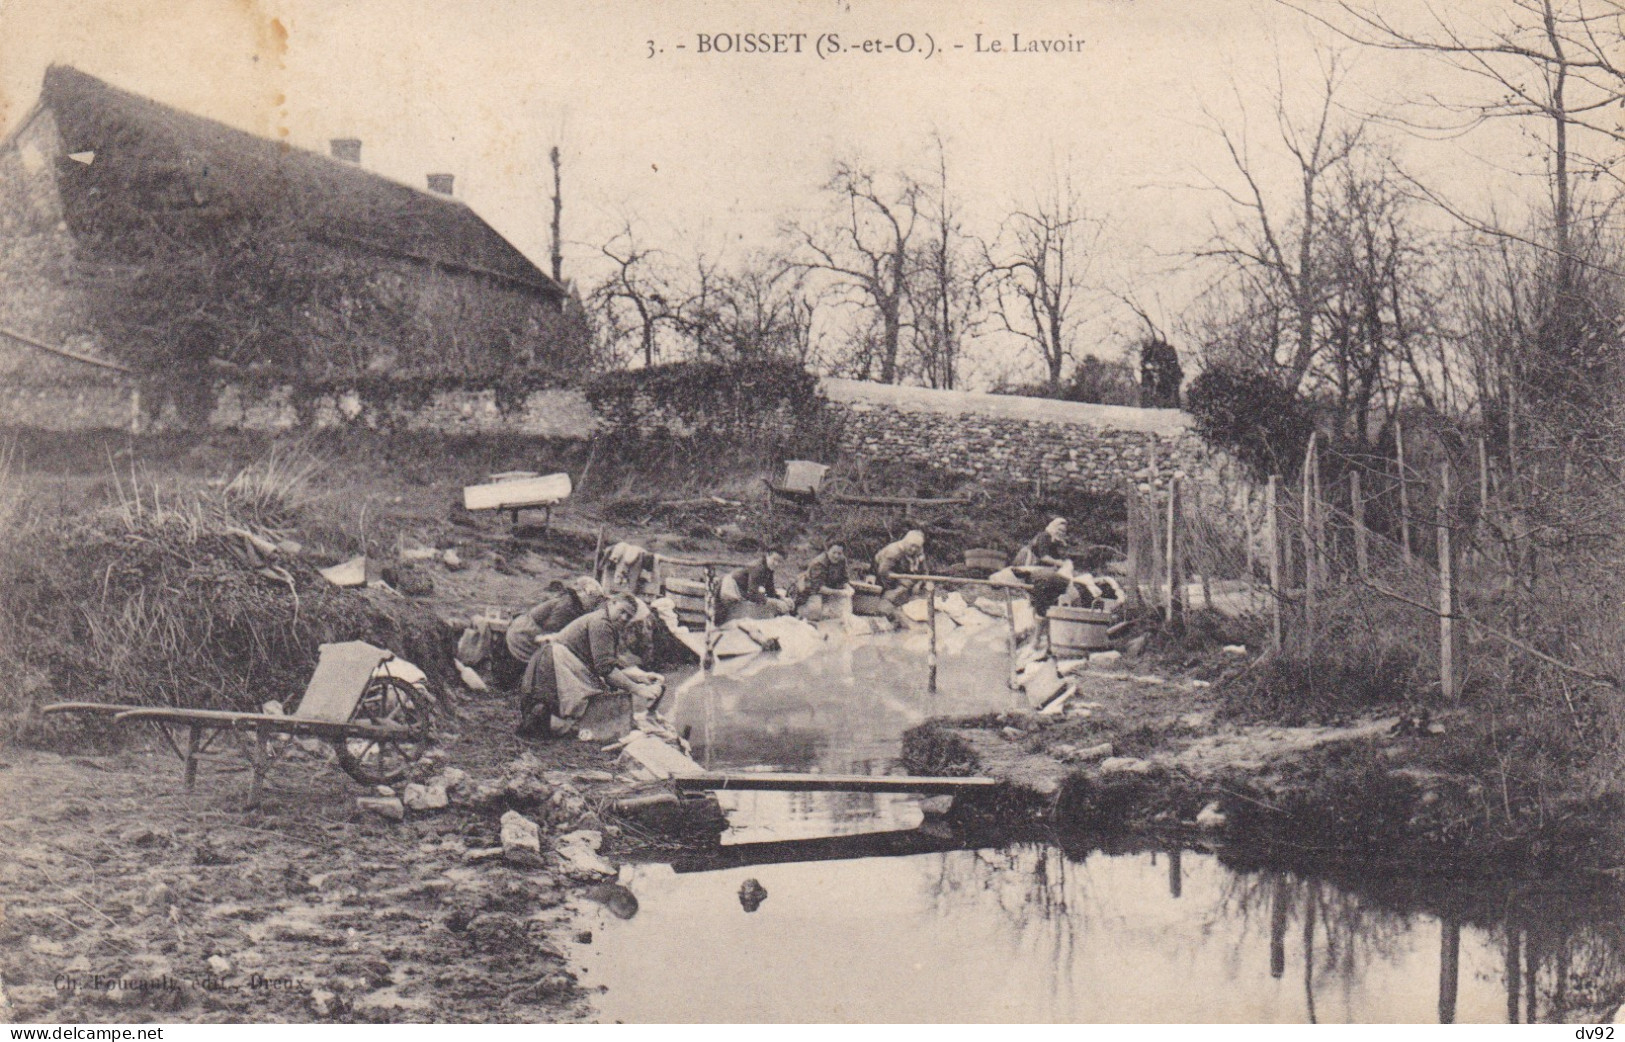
671, 828, 976, 874
296, 640, 392, 723
829, 494, 969, 508
620, 732, 708, 779
41, 702, 140, 716
111, 708, 418, 740
891, 573, 1030, 591
463, 473, 571, 511
672, 772, 998, 794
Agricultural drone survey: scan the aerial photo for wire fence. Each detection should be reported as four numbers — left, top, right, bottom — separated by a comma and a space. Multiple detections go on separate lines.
1120, 427, 1625, 704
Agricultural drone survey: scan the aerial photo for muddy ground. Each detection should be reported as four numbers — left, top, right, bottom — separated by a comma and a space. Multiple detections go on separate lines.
0, 439, 745, 1025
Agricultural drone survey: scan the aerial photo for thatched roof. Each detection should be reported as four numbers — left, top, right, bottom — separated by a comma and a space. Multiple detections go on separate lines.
37, 65, 562, 299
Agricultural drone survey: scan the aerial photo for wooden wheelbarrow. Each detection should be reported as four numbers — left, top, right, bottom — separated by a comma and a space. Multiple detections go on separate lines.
43, 641, 436, 802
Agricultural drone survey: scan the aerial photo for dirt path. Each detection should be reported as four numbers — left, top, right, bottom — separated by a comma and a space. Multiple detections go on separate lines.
0, 690, 646, 1024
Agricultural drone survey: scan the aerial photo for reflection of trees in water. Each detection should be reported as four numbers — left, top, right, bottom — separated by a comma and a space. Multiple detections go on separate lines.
917, 843, 1625, 1022
920, 844, 1091, 1002
1486, 907, 1625, 1023
1215, 869, 1412, 994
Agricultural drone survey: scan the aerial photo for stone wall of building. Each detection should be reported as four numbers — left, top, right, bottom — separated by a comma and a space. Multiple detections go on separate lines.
205, 383, 602, 439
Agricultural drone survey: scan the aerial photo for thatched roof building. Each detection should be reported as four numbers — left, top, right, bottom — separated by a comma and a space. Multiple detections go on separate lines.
0, 66, 586, 424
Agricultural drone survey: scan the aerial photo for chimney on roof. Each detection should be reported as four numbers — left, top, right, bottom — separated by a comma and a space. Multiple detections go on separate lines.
426, 173, 455, 196
330, 138, 361, 163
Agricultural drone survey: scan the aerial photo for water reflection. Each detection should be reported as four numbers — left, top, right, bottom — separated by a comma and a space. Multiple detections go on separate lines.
667, 625, 1017, 843
581, 843, 1625, 1023
600, 618, 1625, 1022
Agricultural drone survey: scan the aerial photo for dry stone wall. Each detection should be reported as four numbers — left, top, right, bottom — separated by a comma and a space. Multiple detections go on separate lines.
1, 364, 1237, 496
821, 379, 1221, 494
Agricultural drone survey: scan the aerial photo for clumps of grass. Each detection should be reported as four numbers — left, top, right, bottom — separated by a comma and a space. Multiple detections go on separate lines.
221, 438, 324, 529
1219, 644, 1423, 727
0, 447, 452, 744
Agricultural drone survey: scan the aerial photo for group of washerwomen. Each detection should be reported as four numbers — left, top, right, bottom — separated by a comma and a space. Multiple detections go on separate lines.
720, 515, 1105, 623
465, 574, 669, 739
477, 517, 1103, 739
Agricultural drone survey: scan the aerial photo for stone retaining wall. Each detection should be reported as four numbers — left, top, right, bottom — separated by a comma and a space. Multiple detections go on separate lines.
820, 378, 1221, 494
2, 368, 1235, 495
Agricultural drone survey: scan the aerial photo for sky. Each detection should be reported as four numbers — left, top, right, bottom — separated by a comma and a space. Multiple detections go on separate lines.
0, 0, 1554, 386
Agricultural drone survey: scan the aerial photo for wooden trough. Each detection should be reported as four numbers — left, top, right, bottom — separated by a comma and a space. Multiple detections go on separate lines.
463, 472, 572, 528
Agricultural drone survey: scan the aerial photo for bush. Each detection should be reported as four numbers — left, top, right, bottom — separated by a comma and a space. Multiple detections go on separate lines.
1186, 364, 1315, 479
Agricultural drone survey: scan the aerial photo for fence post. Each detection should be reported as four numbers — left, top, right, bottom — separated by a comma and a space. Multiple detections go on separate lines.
1266, 475, 1282, 653
1302, 436, 1317, 642
926, 580, 938, 695
1165, 479, 1183, 624
1309, 435, 1326, 587
1149, 488, 1163, 612
1350, 471, 1369, 578
1243, 488, 1256, 581
1396, 420, 1413, 566
1438, 463, 1457, 701
1475, 434, 1491, 569
1125, 488, 1142, 608
1193, 484, 1213, 612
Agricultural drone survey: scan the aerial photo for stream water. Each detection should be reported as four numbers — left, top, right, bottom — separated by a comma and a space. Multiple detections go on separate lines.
576, 622, 1625, 1023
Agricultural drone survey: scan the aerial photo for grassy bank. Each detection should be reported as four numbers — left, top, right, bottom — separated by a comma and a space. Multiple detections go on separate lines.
903, 605, 1625, 878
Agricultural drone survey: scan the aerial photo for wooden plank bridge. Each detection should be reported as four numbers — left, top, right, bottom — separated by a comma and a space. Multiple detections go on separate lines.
671, 772, 998, 795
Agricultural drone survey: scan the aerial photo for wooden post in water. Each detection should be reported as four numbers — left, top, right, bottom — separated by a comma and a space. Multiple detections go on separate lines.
1505, 927, 1522, 1023
1350, 471, 1369, 578
1269, 875, 1289, 979
926, 580, 938, 694
1002, 585, 1018, 690
1396, 420, 1413, 566
1266, 475, 1283, 653
702, 564, 717, 672
1438, 463, 1457, 701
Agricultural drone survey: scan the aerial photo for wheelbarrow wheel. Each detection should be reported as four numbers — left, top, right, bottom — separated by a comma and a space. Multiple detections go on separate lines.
334, 674, 434, 786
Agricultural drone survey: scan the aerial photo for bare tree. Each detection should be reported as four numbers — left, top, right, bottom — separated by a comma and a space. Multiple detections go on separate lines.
676, 250, 820, 365
980, 169, 1106, 392
791, 161, 922, 383
1286, 0, 1625, 260
1195, 53, 1365, 391
908, 135, 974, 389
590, 224, 682, 367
